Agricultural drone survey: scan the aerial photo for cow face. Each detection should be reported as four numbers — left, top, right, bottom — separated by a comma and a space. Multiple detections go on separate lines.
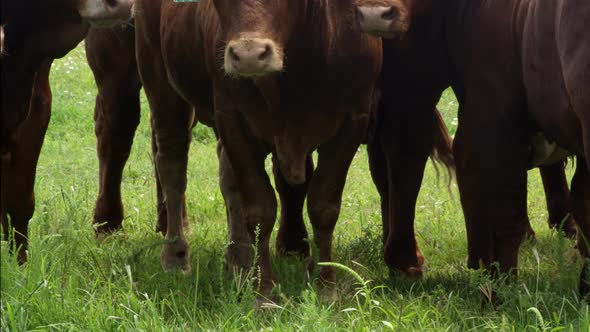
212, 0, 293, 77
355, 0, 412, 38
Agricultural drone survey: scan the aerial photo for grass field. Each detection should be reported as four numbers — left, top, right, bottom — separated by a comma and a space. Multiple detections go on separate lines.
2, 43, 589, 331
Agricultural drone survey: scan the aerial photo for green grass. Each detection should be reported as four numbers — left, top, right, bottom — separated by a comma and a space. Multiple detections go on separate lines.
2, 43, 589, 331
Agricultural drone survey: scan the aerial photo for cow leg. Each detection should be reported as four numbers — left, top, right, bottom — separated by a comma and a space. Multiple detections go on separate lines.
1, 59, 52, 263
574, 160, 590, 297
367, 136, 390, 245
454, 97, 529, 277
217, 141, 254, 272
215, 112, 278, 299
307, 129, 361, 286
273, 154, 312, 258
153, 130, 189, 234
380, 108, 433, 278
136, 38, 194, 273
539, 162, 577, 237
86, 28, 142, 232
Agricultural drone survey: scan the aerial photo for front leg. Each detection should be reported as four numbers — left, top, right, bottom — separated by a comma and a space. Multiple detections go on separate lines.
215, 107, 278, 301
307, 118, 366, 286
136, 35, 194, 273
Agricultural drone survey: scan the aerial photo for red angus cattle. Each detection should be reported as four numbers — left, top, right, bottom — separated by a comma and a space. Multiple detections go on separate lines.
86, 9, 454, 284
355, 0, 590, 296
1, 0, 134, 262
358, 0, 574, 279
134, 0, 383, 300
84, 25, 313, 263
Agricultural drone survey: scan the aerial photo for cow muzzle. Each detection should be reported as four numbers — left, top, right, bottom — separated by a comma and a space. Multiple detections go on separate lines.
224, 38, 283, 77
78, 0, 135, 27
356, 4, 408, 38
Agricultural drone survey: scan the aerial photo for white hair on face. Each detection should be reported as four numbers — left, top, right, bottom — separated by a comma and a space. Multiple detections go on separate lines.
1, 26, 4, 57
78, 0, 109, 19
77, 0, 135, 27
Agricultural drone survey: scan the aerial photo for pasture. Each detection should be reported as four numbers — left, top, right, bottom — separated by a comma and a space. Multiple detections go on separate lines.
1, 43, 589, 331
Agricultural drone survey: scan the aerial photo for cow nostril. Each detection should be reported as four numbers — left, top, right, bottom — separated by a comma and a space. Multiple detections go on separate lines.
105, 0, 118, 8
229, 47, 240, 63
258, 45, 271, 61
381, 7, 399, 21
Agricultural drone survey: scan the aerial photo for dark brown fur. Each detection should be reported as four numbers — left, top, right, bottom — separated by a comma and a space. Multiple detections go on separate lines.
356, 0, 589, 296
0, 0, 134, 262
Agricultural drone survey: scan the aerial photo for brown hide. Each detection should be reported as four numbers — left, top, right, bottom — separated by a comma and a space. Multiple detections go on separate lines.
134, 0, 381, 301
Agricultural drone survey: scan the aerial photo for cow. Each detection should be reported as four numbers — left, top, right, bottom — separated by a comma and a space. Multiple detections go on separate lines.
85, 25, 312, 260
354, 0, 590, 297
1, 0, 135, 263
133, 0, 385, 302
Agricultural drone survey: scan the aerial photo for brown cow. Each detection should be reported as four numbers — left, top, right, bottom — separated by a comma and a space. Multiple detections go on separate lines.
1, 0, 135, 262
134, 0, 382, 300
84, 25, 315, 264
358, 0, 574, 279
355, 0, 590, 296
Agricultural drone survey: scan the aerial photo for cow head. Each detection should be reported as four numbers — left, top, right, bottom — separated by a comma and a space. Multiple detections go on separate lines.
212, 0, 298, 77
355, 0, 414, 38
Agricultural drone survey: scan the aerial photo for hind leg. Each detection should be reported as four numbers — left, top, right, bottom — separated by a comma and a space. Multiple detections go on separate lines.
368, 133, 390, 245
86, 27, 142, 232
273, 154, 313, 258
1, 59, 52, 263
539, 162, 577, 237
377, 100, 437, 278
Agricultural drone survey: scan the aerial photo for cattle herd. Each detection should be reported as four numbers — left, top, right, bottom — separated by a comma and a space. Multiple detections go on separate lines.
1, 0, 588, 305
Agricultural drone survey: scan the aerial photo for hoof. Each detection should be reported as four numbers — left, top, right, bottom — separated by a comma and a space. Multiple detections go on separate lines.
276, 236, 310, 259
562, 224, 578, 240
254, 293, 280, 311
416, 251, 425, 266
389, 265, 424, 280
161, 237, 191, 274
93, 221, 122, 234
318, 265, 336, 287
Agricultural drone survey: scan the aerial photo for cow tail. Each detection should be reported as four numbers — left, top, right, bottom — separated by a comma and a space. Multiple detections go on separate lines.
430, 109, 455, 188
